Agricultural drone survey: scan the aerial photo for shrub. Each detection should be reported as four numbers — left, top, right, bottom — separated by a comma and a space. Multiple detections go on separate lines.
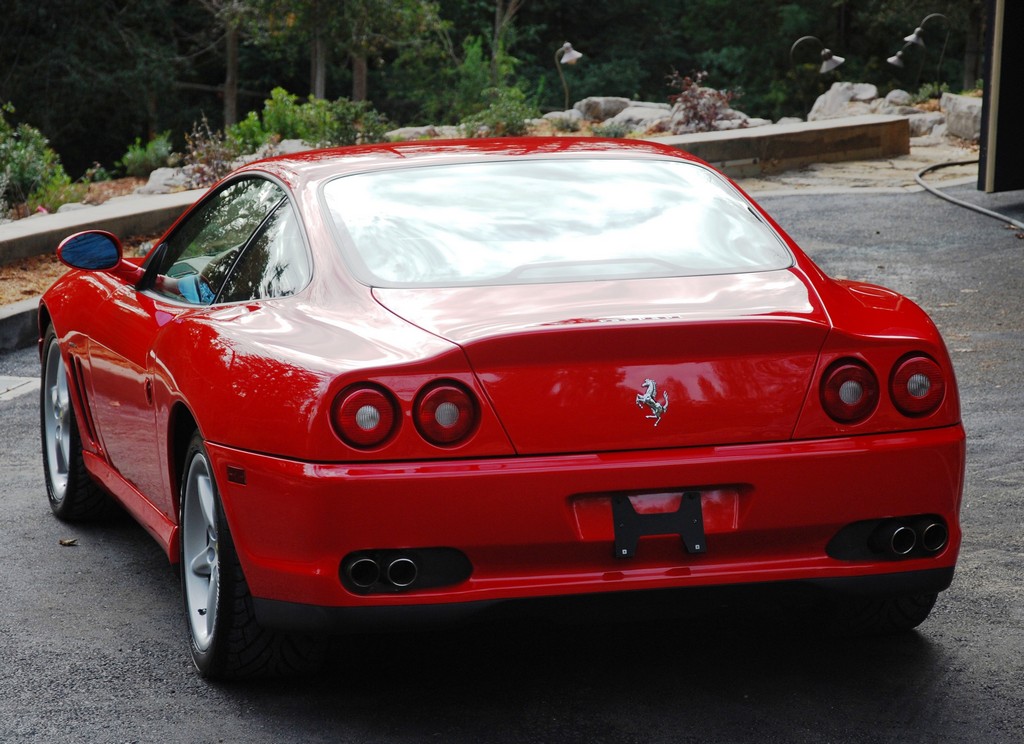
227, 87, 389, 154
0, 103, 78, 214
27, 170, 87, 214
591, 120, 631, 138
668, 70, 738, 133
912, 82, 950, 104
182, 116, 235, 189
117, 132, 174, 178
459, 86, 538, 137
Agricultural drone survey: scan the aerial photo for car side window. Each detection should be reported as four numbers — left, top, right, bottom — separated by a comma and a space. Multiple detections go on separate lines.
151, 177, 287, 304
217, 200, 311, 303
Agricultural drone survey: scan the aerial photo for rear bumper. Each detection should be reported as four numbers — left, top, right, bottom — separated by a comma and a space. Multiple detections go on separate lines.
252, 567, 956, 633
208, 424, 965, 620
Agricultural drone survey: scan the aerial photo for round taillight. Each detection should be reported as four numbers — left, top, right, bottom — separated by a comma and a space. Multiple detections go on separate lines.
891, 355, 945, 416
821, 360, 879, 423
332, 386, 399, 448
414, 383, 478, 446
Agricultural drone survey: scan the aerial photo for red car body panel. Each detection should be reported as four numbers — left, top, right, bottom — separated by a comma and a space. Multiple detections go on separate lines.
39, 137, 965, 626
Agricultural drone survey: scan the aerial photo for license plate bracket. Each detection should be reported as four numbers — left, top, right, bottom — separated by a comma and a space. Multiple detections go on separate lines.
611, 491, 707, 559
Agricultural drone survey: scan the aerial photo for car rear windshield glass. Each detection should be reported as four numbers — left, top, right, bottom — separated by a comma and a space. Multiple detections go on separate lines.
323, 158, 793, 287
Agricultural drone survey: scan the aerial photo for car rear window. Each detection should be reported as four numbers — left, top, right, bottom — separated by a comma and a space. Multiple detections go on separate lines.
323, 158, 793, 288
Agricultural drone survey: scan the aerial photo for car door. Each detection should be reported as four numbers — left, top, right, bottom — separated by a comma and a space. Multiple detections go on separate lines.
84, 176, 306, 520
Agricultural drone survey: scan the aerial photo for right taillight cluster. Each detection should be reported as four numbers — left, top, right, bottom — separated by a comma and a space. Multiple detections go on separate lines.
331, 379, 480, 450
821, 353, 946, 424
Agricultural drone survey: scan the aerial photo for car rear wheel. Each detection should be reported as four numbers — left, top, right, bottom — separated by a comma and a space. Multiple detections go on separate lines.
40, 326, 111, 520
831, 592, 938, 635
179, 430, 322, 679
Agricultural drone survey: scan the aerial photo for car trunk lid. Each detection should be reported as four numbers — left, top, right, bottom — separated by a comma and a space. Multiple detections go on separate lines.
373, 270, 830, 454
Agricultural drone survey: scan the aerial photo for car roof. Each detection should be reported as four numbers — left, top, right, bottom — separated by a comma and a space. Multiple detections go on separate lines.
235, 137, 709, 189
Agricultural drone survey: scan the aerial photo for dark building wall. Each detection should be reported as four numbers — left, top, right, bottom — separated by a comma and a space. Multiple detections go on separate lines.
979, 0, 1024, 193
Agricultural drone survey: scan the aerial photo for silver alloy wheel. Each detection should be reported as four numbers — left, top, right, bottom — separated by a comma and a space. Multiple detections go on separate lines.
182, 449, 220, 652
42, 340, 71, 503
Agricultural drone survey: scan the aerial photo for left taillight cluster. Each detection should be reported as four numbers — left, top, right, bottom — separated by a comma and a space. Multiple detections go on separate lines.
331, 380, 479, 449
820, 353, 946, 424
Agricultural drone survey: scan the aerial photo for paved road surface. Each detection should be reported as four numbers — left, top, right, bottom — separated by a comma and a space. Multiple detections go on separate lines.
1, 183, 1022, 743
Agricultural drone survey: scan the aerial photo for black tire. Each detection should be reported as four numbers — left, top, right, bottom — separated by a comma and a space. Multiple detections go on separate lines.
178, 430, 322, 679
830, 592, 938, 635
40, 326, 113, 521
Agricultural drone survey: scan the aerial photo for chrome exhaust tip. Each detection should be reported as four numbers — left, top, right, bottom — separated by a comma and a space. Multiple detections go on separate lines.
346, 556, 381, 588
915, 519, 949, 553
872, 522, 917, 557
386, 557, 418, 588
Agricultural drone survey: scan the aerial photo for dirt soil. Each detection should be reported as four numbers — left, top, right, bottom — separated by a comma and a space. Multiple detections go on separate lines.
0, 178, 154, 306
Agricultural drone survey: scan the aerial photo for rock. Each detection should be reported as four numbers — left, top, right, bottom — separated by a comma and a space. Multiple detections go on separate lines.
542, 109, 584, 124
907, 112, 946, 137
573, 96, 630, 121
885, 89, 913, 106
386, 126, 440, 141
137, 167, 192, 195
941, 92, 982, 140
808, 82, 877, 120
851, 83, 879, 102
608, 105, 671, 132
775, 116, 804, 126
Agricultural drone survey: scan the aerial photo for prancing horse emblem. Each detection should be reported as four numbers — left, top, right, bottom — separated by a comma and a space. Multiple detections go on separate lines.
635, 378, 669, 426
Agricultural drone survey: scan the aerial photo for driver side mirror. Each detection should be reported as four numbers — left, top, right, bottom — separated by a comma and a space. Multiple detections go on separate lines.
57, 230, 144, 284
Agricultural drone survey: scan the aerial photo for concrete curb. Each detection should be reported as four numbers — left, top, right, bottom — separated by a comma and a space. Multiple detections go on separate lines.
0, 297, 39, 355
0, 189, 203, 266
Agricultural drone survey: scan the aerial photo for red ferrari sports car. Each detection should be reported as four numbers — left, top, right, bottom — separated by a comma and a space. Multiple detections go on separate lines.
39, 137, 964, 679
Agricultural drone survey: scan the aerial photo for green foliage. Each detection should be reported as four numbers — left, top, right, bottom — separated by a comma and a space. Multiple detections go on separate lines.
590, 120, 631, 138
117, 132, 174, 178
451, 36, 495, 120
0, 104, 77, 213
27, 170, 87, 214
226, 87, 389, 152
912, 81, 951, 103
459, 86, 538, 137
226, 111, 272, 154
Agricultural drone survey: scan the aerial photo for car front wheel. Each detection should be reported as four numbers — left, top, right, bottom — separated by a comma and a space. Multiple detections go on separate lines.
40, 326, 111, 520
179, 430, 321, 679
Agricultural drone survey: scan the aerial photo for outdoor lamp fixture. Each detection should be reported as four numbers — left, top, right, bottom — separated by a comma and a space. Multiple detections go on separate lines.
904, 13, 948, 47
887, 42, 914, 68
789, 36, 845, 74
555, 42, 583, 110
890, 13, 949, 85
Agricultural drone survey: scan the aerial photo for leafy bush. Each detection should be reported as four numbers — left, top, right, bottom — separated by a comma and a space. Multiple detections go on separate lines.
27, 170, 87, 214
0, 103, 78, 214
667, 70, 738, 133
459, 86, 538, 137
183, 116, 235, 189
117, 132, 174, 178
591, 121, 631, 138
226, 87, 389, 154
912, 82, 950, 103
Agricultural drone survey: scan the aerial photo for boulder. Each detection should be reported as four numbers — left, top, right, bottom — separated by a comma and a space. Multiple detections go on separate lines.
137, 167, 192, 195
907, 111, 946, 137
542, 109, 584, 124
885, 89, 914, 106
573, 96, 631, 121
808, 82, 878, 120
941, 93, 982, 140
608, 105, 671, 132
